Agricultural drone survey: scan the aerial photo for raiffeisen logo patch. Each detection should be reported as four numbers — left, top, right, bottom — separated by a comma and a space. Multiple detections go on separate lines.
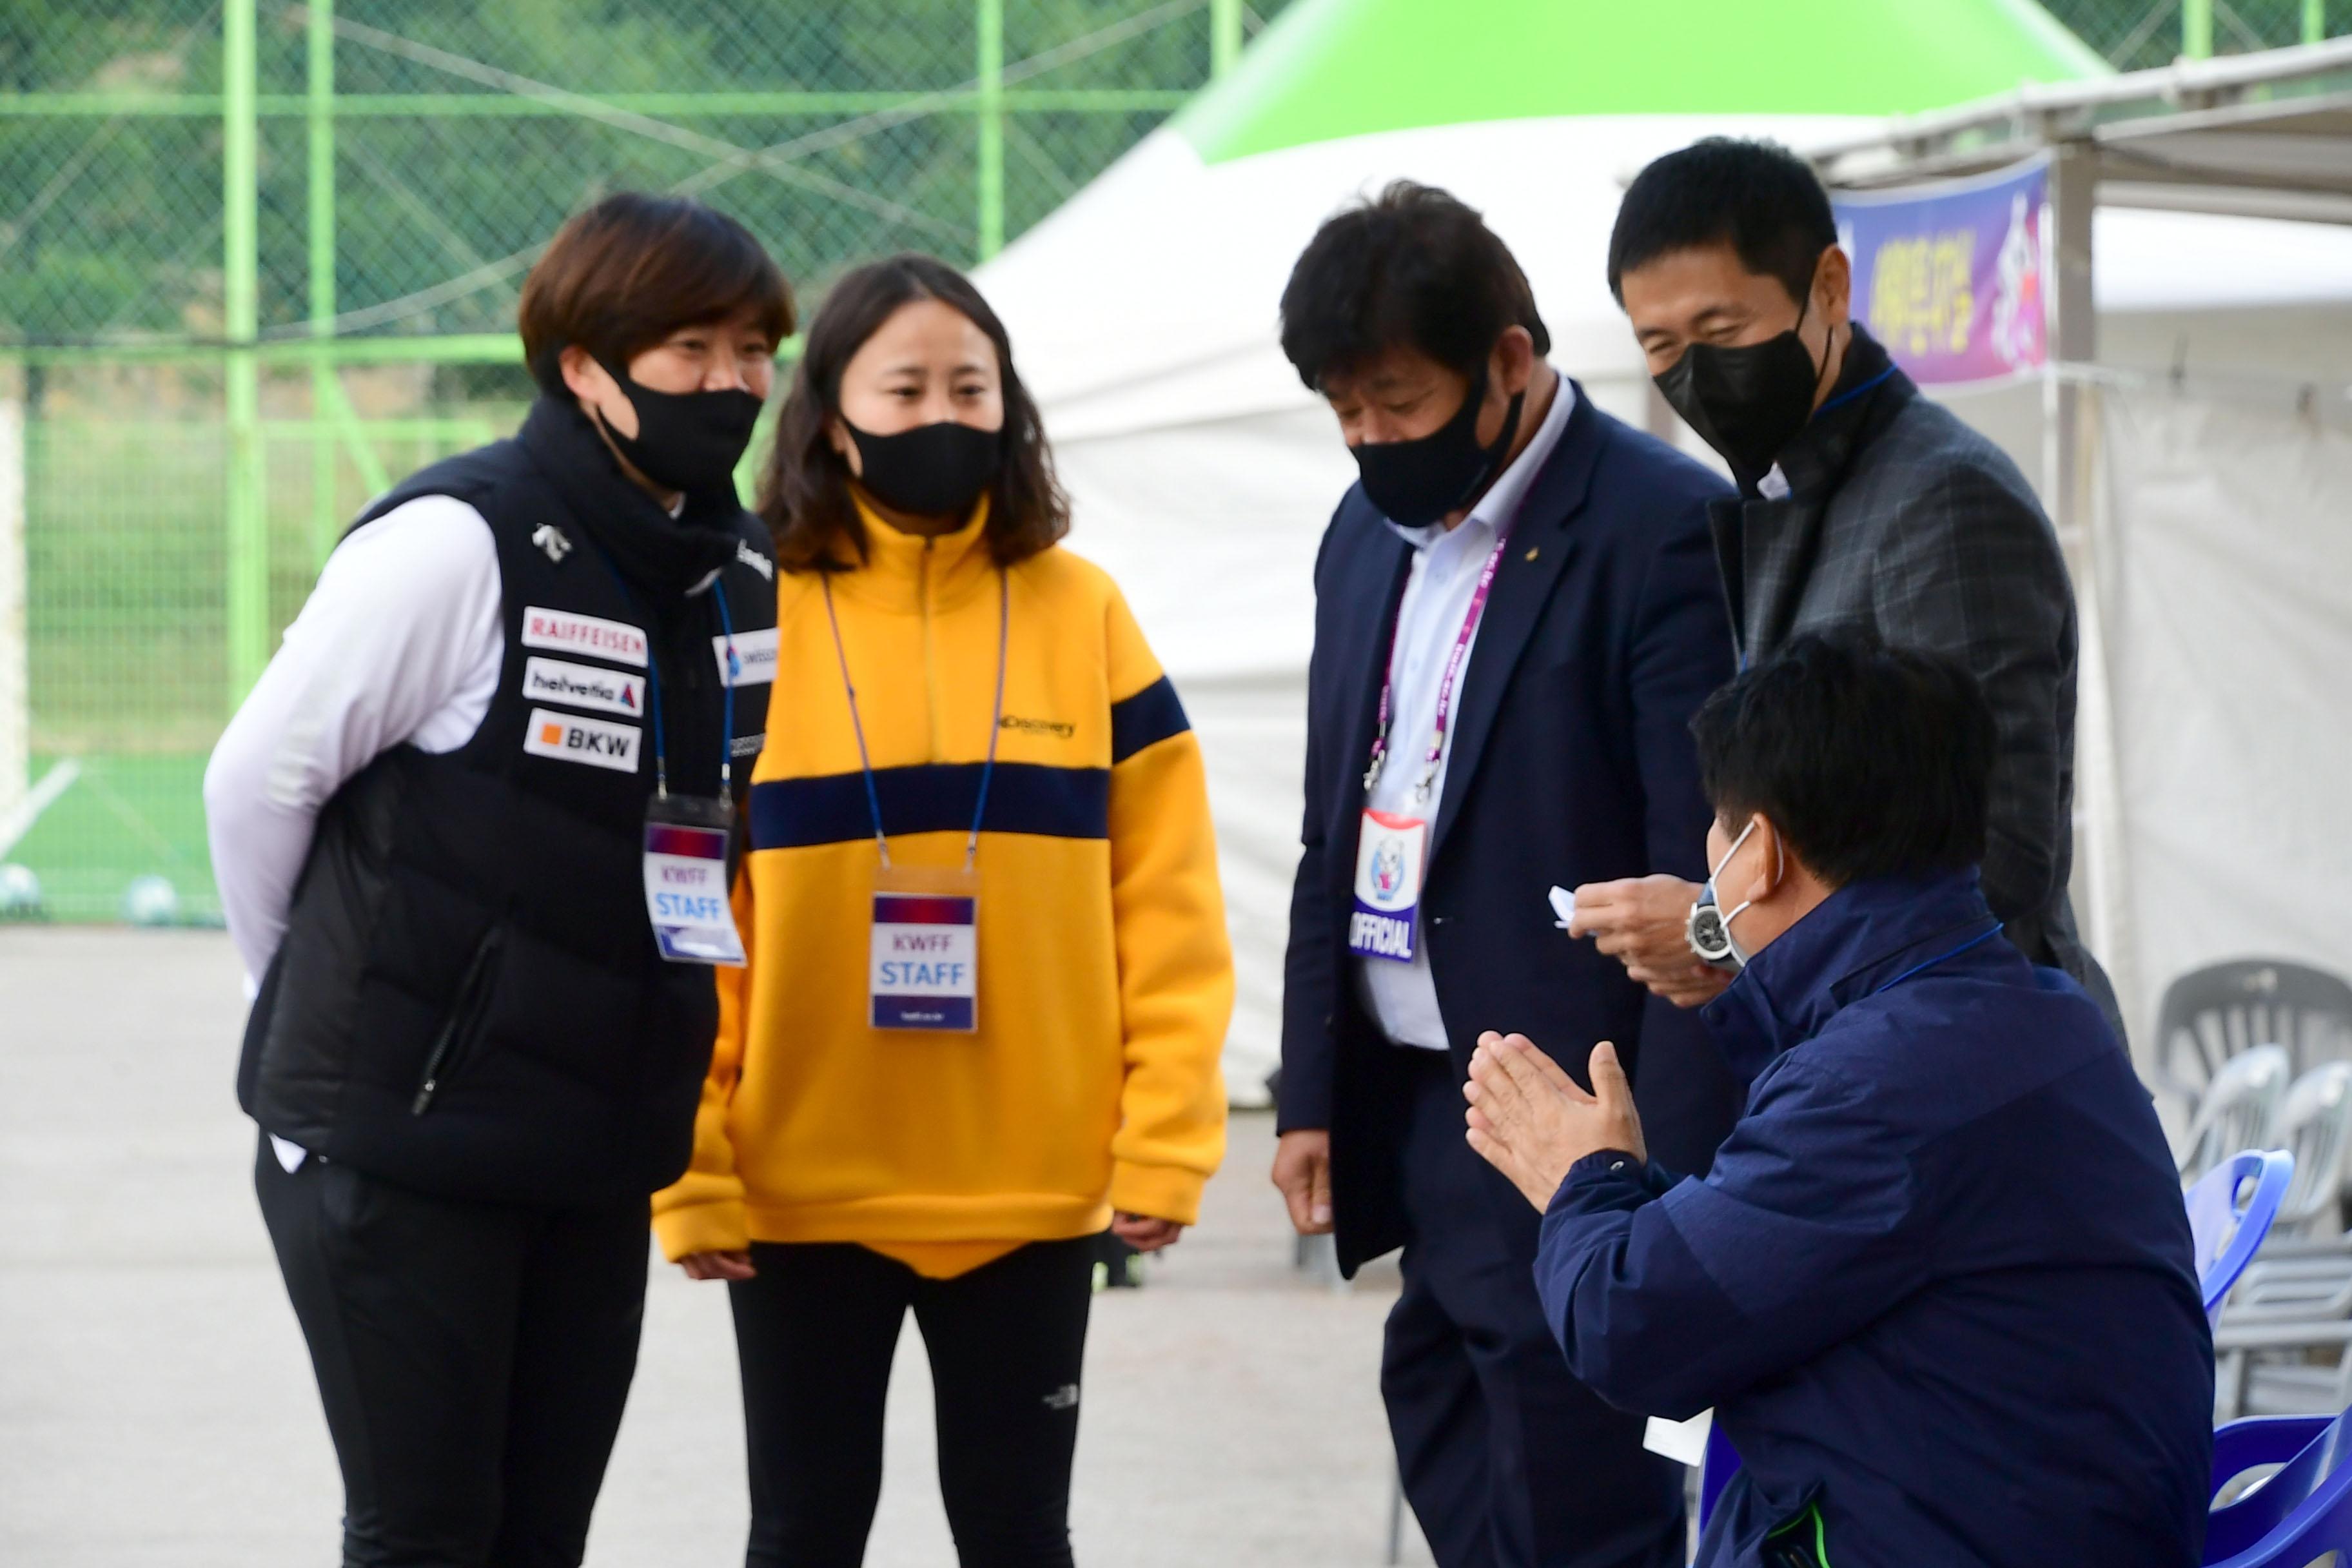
520, 606, 648, 667
522, 707, 641, 773
522, 656, 645, 718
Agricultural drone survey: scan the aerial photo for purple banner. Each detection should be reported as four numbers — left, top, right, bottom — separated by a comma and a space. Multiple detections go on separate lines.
1833, 156, 2049, 386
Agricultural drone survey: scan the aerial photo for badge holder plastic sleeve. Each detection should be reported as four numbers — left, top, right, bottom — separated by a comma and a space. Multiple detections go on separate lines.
827, 571, 1007, 1035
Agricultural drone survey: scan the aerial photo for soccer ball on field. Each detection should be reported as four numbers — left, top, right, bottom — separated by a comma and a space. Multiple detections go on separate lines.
0, 863, 41, 917
123, 874, 179, 927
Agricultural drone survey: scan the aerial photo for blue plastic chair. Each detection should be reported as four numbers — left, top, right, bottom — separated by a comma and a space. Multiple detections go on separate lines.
1695, 1148, 2297, 1533
2190, 1150, 2298, 1326
2206, 1408, 2352, 1565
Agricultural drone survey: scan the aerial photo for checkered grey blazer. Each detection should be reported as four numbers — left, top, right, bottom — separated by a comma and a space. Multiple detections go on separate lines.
1708, 328, 2121, 1035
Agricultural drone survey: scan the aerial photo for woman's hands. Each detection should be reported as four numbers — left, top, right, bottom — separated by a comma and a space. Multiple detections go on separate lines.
680, 1224, 1189, 1279
1111, 1213, 1186, 1253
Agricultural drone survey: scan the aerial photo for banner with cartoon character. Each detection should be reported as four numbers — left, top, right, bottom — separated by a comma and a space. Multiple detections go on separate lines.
1834, 155, 2049, 386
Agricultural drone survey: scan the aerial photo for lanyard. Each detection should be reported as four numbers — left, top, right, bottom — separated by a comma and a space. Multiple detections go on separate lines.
591, 549, 736, 801
1363, 523, 1513, 803
821, 569, 1009, 874
1868, 921, 2004, 996
1815, 363, 1897, 418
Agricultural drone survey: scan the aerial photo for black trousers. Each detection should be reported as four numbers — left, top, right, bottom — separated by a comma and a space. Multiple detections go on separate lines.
729, 1238, 1096, 1568
1381, 1051, 1687, 1568
253, 1134, 649, 1568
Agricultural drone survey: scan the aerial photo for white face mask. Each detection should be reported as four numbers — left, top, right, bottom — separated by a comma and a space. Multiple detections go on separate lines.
1685, 816, 1779, 970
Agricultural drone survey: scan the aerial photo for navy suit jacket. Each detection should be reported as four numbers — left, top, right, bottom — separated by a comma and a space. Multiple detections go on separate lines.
1279, 386, 1741, 1273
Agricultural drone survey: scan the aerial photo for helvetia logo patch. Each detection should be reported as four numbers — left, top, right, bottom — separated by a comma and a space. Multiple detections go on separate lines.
522, 657, 645, 718
522, 707, 640, 773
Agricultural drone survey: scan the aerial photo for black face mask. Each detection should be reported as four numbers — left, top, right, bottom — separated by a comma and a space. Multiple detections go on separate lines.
594, 358, 764, 497
1350, 369, 1525, 529
845, 419, 1004, 521
1652, 295, 1830, 482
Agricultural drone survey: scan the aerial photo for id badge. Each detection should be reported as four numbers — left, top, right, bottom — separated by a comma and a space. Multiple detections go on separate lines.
870, 863, 979, 1032
1348, 808, 1428, 963
643, 795, 746, 966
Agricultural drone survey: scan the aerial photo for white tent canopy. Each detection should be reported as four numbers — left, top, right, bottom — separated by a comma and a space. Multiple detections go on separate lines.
979, 54, 2352, 1101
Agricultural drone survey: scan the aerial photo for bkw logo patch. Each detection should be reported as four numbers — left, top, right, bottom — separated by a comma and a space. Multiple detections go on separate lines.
522, 707, 641, 774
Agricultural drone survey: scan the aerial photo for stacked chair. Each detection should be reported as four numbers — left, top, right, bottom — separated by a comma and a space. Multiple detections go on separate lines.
2166, 963, 2352, 1426
2164, 961, 2352, 1564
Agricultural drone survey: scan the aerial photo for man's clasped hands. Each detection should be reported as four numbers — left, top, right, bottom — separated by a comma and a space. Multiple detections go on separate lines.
1462, 1032, 1647, 1210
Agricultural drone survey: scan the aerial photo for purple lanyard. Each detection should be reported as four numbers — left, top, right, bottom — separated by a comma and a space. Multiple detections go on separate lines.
1363, 525, 1513, 804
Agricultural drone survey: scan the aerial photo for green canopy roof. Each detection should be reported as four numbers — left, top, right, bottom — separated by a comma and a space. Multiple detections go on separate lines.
1176, 0, 2110, 164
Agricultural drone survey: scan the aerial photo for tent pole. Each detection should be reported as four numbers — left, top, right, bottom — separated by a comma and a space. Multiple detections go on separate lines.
224, 0, 266, 705
976, 0, 1004, 260
2042, 141, 2130, 1034
2042, 143, 2097, 537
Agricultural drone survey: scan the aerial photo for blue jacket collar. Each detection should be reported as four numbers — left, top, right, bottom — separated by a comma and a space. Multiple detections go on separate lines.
1701, 868, 2010, 1083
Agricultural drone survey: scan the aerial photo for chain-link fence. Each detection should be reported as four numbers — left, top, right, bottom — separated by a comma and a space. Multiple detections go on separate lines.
0, 0, 2340, 923
2055, 0, 2343, 66
0, 0, 1282, 923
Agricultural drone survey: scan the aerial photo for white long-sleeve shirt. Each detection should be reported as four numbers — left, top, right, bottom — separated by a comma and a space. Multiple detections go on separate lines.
1355, 374, 1574, 1050
204, 495, 506, 992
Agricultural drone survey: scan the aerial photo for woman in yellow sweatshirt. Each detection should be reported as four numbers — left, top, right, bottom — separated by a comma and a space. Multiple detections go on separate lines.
652, 253, 1233, 1567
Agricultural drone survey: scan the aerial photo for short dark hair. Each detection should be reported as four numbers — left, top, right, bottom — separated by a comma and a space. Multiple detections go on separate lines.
1607, 138, 1837, 306
518, 192, 794, 397
1690, 632, 1995, 889
1279, 181, 1549, 391
759, 253, 1069, 574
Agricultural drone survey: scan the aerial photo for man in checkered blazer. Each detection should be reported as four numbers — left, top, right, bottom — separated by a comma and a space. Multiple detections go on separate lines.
1565, 137, 2122, 1042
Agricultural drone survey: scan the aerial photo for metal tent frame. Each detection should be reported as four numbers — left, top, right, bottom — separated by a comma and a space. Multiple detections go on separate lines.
1799, 37, 2352, 1052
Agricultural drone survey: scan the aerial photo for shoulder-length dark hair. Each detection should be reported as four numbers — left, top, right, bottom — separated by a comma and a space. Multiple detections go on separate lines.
761, 253, 1070, 573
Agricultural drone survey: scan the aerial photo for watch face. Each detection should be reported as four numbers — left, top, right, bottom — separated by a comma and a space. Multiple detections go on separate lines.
1687, 902, 1734, 964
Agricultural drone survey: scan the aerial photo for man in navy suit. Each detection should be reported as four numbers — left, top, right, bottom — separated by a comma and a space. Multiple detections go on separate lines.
1270, 182, 1738, 1568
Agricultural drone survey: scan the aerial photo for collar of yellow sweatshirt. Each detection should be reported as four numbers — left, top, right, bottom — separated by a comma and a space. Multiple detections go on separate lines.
830, 489, 996, 616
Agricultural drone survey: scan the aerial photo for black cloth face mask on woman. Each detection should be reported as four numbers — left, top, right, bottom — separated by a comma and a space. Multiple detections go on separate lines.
1349, 367, 1524, 529
845, 419, 1005, 520
593, 356, 765, 498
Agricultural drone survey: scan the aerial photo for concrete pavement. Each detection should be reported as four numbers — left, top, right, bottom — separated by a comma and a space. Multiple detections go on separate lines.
0, 928, 1429, 1566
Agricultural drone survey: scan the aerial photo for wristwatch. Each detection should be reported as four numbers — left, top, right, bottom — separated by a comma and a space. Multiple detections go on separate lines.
1685, 890, 1743, 971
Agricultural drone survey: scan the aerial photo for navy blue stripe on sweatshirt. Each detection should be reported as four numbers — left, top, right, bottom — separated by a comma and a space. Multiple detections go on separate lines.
751, 761, 1110, 850
1110, 675, 1190, 765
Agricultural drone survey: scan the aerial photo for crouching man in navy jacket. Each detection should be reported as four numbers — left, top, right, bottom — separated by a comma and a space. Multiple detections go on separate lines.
1463, 632, 2213, 1568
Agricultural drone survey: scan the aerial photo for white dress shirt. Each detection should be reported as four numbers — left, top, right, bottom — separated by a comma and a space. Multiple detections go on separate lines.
203, 495, 506, 1171
1356, 374, 1576, 1050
